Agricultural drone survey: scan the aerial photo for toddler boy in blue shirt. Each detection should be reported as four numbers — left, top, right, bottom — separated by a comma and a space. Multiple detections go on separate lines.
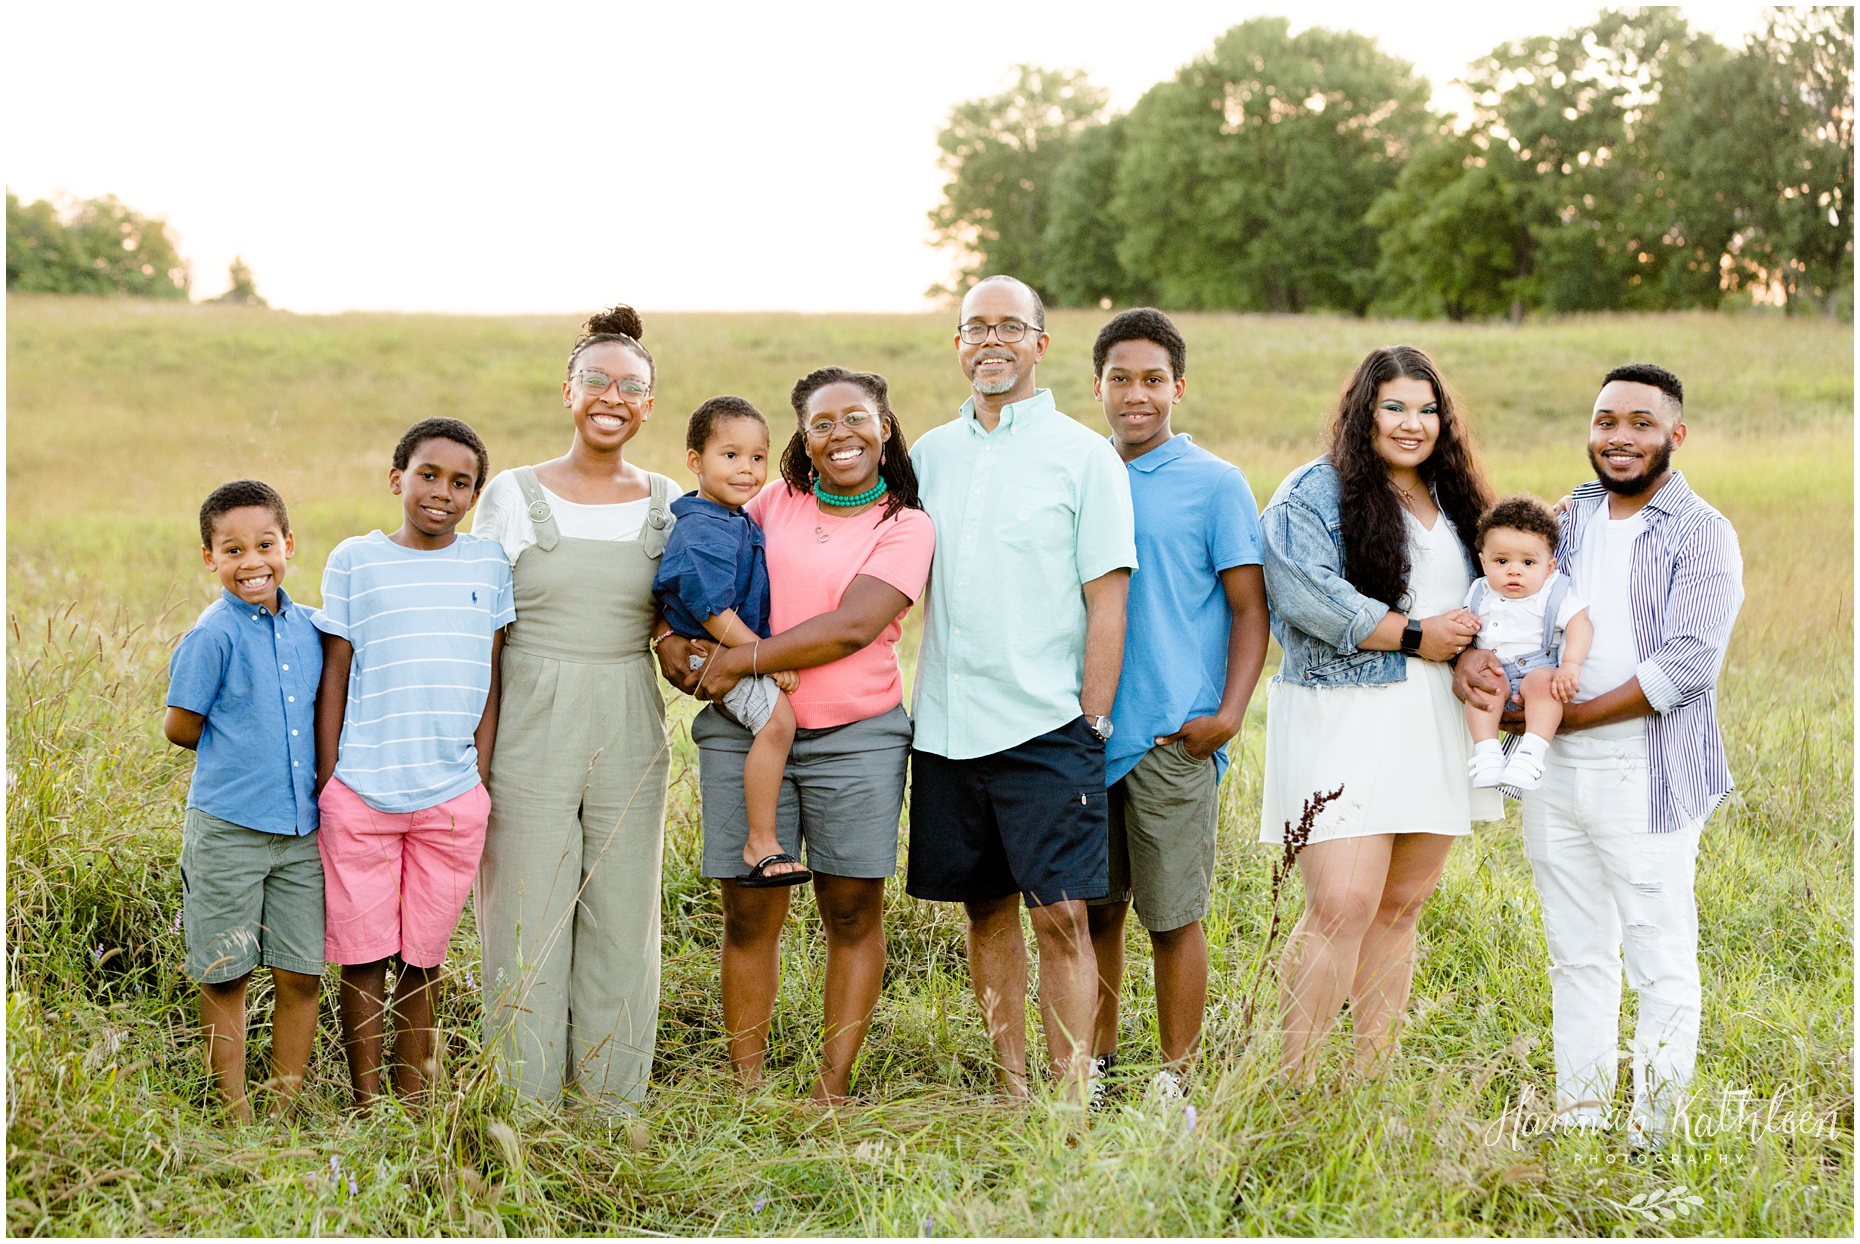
654, 396, 804, 887
164, 479, 325, 1121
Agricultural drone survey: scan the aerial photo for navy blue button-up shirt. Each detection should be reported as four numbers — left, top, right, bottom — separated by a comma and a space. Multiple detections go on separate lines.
166, 587, 324, 835
653, 492, 771, 641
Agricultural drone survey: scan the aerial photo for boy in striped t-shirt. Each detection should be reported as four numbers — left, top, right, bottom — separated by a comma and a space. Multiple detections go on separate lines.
313, 417, 514, 1107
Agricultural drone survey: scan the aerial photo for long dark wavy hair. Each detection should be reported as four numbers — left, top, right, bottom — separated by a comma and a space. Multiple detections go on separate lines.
782, 366, 924, 522
1327, 345, 1491, 610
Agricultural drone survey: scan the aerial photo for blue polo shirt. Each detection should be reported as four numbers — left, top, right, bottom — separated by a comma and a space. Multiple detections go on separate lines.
166, 586, 324, 835
1107, 434, 1263, 787
654, 492, 771, 641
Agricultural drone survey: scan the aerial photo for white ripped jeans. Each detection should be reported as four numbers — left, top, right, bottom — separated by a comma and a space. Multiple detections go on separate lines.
1522, 742, 1701, 1139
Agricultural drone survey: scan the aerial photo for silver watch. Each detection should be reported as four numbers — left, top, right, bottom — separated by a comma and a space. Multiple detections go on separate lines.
1087, 715, 1114, 741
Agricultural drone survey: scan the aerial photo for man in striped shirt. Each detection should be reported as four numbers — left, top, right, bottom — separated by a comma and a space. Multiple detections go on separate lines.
1456, 363, 1744, 1147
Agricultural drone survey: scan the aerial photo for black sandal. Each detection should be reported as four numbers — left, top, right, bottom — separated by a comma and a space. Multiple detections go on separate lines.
735, 852, 813, 888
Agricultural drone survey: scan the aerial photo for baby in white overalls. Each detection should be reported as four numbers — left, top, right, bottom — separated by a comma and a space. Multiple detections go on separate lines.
1463, 495, 1594, 790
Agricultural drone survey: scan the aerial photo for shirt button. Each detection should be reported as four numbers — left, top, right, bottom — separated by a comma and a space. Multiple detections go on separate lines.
965, 535, 973, 541
281, 664, 289, 671
953, 674, 960, 681
953, 628, 960, 636
290, 729, 299, 736
958, 581, 966, 587
287, 696, 295, 703
973, 488, 980, 495
293, 761, 300, 767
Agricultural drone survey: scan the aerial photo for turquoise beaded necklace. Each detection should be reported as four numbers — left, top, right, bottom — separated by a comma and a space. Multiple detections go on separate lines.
813, 477, 887, 508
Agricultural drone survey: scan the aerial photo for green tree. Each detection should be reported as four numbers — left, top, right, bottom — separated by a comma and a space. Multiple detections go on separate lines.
927, 65, 1108, 300
8, 193, 85, 291
1655, 7, 1853, 314
1368, 135, 1533, 320
1109, 18, 1433, 314
1040, 117, 1152, 308
216, 255, 266, 306
6, 192, 190, 297
1460, 9, 1720, 313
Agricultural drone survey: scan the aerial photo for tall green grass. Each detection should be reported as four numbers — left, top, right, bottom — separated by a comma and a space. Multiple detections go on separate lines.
6, 296, 1852, 1235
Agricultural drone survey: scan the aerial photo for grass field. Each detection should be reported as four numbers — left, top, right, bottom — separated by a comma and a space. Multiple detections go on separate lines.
5, 294, 1853, 1236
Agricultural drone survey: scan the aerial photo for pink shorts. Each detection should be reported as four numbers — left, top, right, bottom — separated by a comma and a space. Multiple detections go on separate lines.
317, 777, 489, 968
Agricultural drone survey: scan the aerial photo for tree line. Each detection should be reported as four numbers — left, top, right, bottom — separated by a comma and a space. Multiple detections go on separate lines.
7, 192, 263, 304
929, 8, 1853, 320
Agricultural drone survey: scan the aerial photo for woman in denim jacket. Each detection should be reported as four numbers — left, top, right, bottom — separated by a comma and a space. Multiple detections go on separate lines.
1259, 345, 1499, 1081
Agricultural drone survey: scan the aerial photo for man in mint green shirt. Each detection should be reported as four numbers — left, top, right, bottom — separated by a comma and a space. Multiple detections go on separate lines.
907, 274, 1137, 1100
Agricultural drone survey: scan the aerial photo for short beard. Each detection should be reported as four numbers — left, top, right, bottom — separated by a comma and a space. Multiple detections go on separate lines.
1589, 435, 1674, 495
969, 356, 1020, 396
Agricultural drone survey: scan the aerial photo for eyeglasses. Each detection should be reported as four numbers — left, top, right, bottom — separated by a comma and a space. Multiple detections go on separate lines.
958, 319, 1039, 345
574, 369, 651, 401
805, 410, 877, 439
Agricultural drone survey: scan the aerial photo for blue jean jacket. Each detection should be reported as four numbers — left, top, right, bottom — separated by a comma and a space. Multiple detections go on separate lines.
1261, 457, 1478, 687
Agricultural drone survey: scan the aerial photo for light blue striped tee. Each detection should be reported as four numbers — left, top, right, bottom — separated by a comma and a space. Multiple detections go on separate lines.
316, 531, 515, 813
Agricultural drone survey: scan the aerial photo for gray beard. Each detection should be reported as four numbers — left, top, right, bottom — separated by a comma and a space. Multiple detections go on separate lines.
972, 369, 1019, 396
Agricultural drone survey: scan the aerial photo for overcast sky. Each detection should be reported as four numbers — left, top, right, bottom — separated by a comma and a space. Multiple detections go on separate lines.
6, 1, 1769, 314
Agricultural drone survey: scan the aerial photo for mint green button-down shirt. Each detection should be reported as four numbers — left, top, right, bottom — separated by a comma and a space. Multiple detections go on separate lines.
909, 388, 1137, 760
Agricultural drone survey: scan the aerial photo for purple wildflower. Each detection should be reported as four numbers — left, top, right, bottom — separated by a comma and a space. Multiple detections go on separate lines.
348, 1173, 357, 1198
171, 910, 183, 934
923, 1215, 936, 1236
753, 1195, 767, 1214
1185, 1104, 1198, 1133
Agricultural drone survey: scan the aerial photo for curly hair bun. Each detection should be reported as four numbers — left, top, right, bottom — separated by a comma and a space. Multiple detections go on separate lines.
585, 304, 644, 340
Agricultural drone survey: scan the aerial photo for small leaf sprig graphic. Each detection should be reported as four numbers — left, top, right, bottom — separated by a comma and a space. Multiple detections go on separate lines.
1611, 1184, 1705, 1224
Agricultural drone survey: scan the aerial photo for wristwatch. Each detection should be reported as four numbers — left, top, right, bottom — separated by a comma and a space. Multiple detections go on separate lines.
1086, 715, 1114, 741
1399, 618, 1424, 657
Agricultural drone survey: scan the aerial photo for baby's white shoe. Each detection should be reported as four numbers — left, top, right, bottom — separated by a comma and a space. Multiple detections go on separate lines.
1468, 743, 1505, 788
1498, 751, 1546, 790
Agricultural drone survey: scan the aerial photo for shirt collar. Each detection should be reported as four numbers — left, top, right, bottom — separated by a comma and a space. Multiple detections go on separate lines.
1570, 469, 1692, 518
671, 491, 747, 520
1119, 432, 1194, 474
220, 585, 296, 617
959, 387, 1055, 436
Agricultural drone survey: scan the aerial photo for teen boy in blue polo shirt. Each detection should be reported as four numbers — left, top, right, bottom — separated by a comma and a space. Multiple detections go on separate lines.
164, 480, 324, 1121
1083, 310, 1270, 1100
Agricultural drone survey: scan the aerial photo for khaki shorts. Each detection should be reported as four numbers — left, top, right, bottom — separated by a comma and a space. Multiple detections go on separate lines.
180, 807, 326, 983
1089, 740, 1219, 932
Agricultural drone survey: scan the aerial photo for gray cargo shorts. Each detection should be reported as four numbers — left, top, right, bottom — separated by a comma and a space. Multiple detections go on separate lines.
691, 702, 911, 879
179, 806, 325, 983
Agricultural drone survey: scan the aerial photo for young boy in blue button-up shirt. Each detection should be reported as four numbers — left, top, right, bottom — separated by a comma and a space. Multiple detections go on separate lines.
164, 480, 324, 1121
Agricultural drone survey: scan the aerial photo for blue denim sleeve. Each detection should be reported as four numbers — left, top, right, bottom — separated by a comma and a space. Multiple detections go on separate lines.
1260, 495, 1389, 654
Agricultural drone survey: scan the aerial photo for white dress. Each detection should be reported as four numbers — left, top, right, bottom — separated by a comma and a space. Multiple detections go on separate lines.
1260, 510, 1503, 844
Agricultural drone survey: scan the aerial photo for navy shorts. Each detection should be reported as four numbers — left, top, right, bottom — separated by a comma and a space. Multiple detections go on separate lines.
906, 717, 1109, 908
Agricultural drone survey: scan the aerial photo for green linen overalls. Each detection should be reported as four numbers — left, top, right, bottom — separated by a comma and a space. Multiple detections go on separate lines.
476, 466, 674, 1107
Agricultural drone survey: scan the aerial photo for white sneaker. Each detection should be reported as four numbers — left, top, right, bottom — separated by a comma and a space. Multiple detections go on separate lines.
1468, 748, 1505, 788
1087, 1057, 1108, 1108
1148, 1068, 1183, 1101
1498, 751, 1546, 790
